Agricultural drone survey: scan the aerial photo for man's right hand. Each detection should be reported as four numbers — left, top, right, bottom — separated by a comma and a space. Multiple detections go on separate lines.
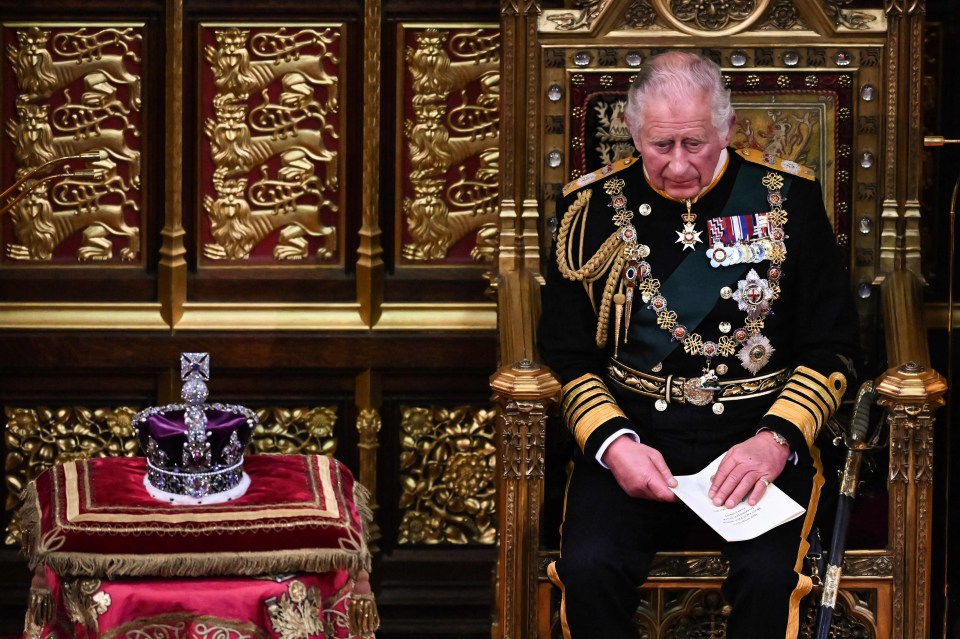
600, 436, 678, 501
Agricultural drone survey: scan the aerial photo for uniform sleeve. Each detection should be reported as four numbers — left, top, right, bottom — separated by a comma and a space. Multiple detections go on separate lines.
758, 178, 861, 452
537, 195, 635, 459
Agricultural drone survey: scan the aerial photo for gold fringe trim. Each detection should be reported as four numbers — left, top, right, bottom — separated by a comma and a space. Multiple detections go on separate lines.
348, 593, 380, 637
353, 481, 374, 545
31, 547, 370, 580
18, 482, 41, 559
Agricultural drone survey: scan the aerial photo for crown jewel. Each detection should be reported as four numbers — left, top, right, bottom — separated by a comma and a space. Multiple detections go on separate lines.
133, 353, 257, 503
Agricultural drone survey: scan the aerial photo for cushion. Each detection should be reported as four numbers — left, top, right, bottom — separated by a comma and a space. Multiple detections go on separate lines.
20, 454, 371, 579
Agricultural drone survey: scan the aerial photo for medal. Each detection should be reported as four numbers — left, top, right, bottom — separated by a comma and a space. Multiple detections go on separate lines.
676, 200, 703, 250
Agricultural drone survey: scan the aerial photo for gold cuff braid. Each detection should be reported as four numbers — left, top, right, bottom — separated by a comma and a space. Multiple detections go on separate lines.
561, 374, 627, 450
765, 365, 847, 448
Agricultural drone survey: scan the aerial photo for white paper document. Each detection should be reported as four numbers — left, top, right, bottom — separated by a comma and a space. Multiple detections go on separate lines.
670, 454, 806, 542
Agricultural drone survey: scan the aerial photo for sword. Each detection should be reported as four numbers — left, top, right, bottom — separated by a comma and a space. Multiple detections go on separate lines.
813, 380, 879, 639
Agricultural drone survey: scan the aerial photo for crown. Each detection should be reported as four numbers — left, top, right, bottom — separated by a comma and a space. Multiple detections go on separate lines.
133, 353, 258, 504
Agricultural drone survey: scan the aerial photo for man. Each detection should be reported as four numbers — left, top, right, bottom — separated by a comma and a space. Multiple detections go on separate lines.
538, 51, 859, 639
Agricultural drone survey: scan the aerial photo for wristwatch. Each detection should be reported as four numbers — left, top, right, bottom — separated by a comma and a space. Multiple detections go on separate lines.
767, 430, 789, 448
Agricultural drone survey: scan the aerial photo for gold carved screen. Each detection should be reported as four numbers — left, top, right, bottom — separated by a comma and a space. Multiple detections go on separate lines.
198, 24, 344, 265
396, 24, 500, 266
2, 23, 144, 264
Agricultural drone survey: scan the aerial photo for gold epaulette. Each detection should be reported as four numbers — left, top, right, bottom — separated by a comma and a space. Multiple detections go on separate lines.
736, 148, 816, 181
562, 156, 638, 197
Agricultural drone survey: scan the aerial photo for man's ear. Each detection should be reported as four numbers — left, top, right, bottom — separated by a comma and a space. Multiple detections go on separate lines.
721, 115, 736, 146
629, 124, 643, 154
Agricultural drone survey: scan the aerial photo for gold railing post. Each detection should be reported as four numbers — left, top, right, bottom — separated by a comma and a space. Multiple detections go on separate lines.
491, 359, 560, 639
876, 361, 947, 639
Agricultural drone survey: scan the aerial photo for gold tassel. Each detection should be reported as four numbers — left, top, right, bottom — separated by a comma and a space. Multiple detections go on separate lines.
613, 293, 625, 357
24, 587, 53, 638
348, 592, 380, 637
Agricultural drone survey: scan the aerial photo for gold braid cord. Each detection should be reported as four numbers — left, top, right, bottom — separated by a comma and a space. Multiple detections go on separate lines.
554, 189, 627, 348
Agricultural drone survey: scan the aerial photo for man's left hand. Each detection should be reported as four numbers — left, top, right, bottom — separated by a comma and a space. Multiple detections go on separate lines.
708, 431, 792, 508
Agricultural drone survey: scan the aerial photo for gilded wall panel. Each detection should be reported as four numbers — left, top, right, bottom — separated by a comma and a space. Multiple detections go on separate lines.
1, 24, 143, 264
396, 25, 500, 265
397, 405, 496, 544
3, 405, 140, 544
199, 24, 344, 265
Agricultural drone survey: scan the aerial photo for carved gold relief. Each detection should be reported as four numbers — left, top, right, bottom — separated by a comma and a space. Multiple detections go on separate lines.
546, 0, 612, 31
627, 586, 878, 639
620, 0, 666, 29
757, 0, 808, 31
652, 0, 771, 35
400, 27, 500, 263
825, 0, 879, 29
201, 26, 341, 263
356, 408, 382, 551
397, 405, 496, 544
3, 405, 140, 544
249, 407, 338, 456
264, 579, 322, 637
61, 578, 111, 631
3, 25, 142, 263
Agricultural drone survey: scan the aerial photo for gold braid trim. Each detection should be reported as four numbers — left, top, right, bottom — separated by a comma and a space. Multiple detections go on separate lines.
561, 374, 627, 451
766, 366, 847, 448
555, 190, 622, 282
555, 188, 627, 349
595, 251, 625, 347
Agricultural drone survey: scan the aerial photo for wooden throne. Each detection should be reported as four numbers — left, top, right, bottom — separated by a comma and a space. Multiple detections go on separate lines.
490, 1, 947, 638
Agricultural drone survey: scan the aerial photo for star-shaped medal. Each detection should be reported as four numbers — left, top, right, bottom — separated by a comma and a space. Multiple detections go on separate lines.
676, 223, 703, 251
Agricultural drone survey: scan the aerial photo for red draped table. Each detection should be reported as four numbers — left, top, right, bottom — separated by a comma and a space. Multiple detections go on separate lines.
19, 454, 377, 639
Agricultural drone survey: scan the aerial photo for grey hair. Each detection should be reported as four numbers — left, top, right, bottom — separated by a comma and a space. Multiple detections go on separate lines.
624, 51, 734, 139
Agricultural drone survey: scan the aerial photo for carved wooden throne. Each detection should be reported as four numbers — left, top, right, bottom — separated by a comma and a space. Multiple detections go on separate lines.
490, 1, 947, 639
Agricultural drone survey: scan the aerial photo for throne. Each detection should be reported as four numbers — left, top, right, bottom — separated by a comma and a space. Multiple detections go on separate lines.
490, 2, 947, 639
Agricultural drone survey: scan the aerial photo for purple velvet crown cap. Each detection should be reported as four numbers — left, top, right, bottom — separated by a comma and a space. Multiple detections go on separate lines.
131, 353, 259, 501
136, 408, 254, 463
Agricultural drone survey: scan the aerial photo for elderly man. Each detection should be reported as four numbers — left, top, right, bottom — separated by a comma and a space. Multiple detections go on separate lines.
538, 51, 859, 638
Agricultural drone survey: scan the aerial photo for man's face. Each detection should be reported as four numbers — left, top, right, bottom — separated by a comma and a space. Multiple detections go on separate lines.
631, 91, 732, 200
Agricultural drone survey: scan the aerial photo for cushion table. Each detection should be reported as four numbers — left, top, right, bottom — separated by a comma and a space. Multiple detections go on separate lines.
19, 454, 374, 639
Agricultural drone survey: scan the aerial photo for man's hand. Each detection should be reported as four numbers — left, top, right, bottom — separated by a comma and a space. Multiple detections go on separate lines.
601, 436, 678, 501
709, 431, 792, 508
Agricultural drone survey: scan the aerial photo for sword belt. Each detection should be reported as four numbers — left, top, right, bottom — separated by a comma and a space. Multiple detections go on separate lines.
607, 357, 789, 407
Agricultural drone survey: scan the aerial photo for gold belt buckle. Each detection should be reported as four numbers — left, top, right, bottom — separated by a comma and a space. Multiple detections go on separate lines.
682, 378, 715, 406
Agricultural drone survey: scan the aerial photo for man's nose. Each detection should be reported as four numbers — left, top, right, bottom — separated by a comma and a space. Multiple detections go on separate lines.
666, 147, 691, 174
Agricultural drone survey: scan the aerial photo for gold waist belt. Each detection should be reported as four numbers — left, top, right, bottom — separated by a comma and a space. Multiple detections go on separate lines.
607, 358, 789, 408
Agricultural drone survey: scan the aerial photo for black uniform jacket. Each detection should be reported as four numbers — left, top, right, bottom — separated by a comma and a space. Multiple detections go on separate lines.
538, 148, 860, 473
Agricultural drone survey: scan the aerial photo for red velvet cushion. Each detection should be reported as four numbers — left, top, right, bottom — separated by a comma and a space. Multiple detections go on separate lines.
21, 454, 370, 579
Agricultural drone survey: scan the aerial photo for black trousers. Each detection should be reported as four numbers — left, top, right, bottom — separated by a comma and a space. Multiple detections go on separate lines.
549, 443, 822, 639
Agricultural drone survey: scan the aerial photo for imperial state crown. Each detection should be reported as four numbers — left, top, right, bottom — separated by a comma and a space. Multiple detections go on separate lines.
133, 353, 258, 504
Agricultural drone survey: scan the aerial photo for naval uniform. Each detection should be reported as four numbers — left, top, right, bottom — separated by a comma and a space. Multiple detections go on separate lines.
538, 148, 860, 639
